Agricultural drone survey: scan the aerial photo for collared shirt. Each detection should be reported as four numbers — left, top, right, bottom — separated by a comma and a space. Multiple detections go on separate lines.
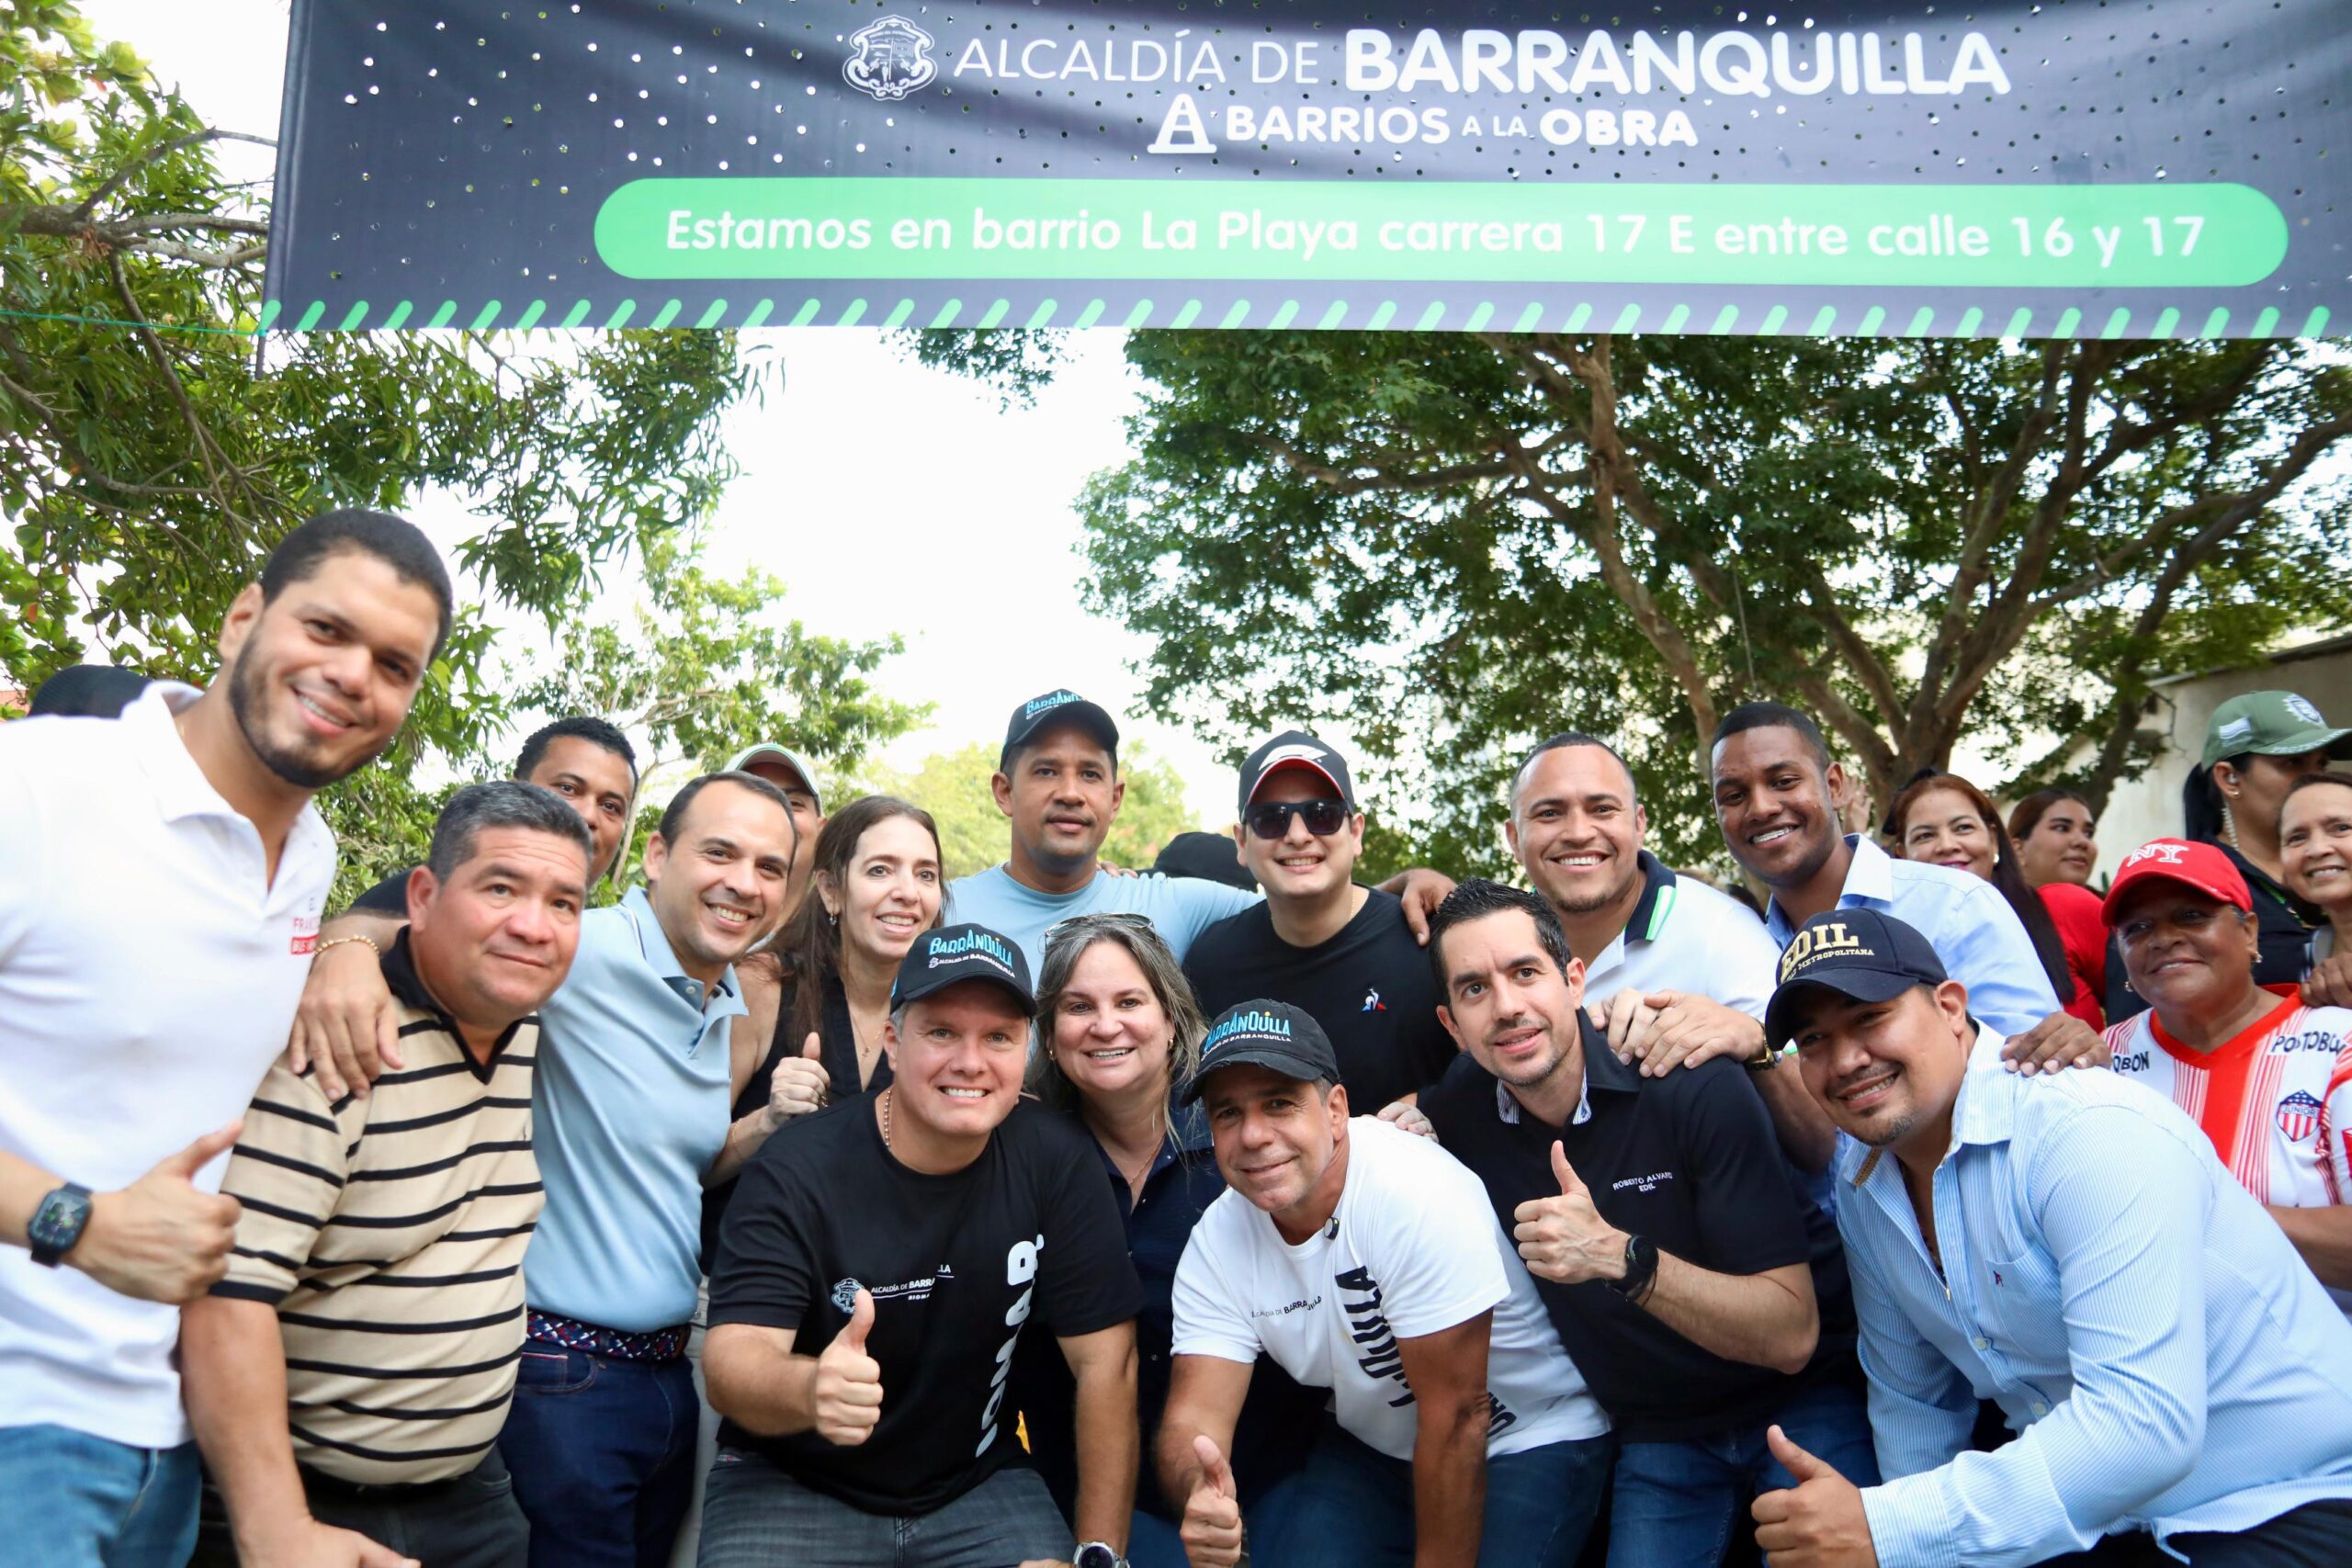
213, 931, 542, 1483
1584, 851, 1781, 1020
524, 887, 743, 1333
1421, 1020, 1837, 1442
1837, 1029, 2352, 1567
1766, 836, 2062, 1038
944, 864, 1258, 977
0, 682, 335, 1449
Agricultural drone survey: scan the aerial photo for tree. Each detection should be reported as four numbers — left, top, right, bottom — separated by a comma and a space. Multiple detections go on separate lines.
919, 330, 2352, 874
859, 739, 1203, 881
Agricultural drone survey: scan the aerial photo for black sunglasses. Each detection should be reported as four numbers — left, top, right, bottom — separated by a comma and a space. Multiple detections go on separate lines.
1246, 798, 1351, 840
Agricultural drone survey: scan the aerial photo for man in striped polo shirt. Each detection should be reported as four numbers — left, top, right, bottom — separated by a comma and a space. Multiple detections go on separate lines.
181, 781, 595, 1568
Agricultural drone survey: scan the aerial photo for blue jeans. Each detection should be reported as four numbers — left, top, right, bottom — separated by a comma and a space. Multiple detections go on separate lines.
1252, 1419, 1610, 1568
1606, 1378, 1881, 1568
501, 1347, 698, 1568
0, 1423, 200, 1568
696, 1448, 1072, 1567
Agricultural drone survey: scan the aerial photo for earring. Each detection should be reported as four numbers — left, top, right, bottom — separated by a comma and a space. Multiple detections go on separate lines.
825, 907, 839, 928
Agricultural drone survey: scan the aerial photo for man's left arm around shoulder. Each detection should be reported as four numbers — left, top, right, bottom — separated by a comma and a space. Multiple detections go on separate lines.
1589, 988, 1837, 1172
1058, 1320, 1139, 1555
1395, 1311, 1495, 1568
182, 1297, 415, 1568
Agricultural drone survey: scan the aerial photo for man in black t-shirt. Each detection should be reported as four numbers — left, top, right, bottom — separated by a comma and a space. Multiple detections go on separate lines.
1418, 880, 1878, 1568
1185, 730, 1456, 1121
701, 923, 1143, 1568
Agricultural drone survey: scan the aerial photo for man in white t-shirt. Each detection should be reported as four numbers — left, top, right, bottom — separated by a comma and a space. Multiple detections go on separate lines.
1159, 1000, 1611, 1568
0, 509, 453, 1567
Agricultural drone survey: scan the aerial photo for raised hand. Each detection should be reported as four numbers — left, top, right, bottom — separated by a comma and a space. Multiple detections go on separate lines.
811, 1288, 884, 1447
74, 1122, 245, 1303
1510, 1142, 1626, 1286
1751, 1424, 1877, 1567
763, 1032, 831, 1129
1180, 1433, 1243, 1567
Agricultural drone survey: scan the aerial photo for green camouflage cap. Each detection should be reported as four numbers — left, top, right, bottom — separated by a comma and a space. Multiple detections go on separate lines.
2199, 690, 2351, 769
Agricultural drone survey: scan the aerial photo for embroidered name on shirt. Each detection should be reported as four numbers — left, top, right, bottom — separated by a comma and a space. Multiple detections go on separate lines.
1611, 1170, 1676, 1193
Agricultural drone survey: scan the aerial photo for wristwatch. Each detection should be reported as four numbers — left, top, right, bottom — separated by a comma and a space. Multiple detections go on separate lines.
1608, 1233, 1659, 1301
28, 1182, 93, 1268
1074, 1544, 1130, 1568
1746, 1038, 1781, 1071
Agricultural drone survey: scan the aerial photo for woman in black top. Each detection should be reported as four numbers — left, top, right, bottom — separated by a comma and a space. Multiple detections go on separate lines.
707, 795, 944, 1254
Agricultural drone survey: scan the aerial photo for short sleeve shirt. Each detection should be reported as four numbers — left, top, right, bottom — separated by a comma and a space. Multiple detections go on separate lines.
1420, 1029, 1825, 1442
1581, 852, 1781, 1021
1170, 1117, 1608, 1461
0, 683, 336, 1450
1184, 889, 1457, 1112
944, 864, 1259, 977
2103, 988, 2352, 1314
709, 1097, 1142, 1516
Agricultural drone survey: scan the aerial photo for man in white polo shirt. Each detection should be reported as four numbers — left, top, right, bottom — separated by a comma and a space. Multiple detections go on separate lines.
0, 509, 451, 1567
1508, 732, 1835, 1170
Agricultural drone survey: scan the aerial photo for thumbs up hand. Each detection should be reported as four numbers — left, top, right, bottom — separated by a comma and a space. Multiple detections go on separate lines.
762, 1032, 832, 1131
1751, 1425, 1877, 1567
1180, 1434, 1243, 1567
811, 1289, 884, 1447
1510, 1141, 1628, 1286
71, 1122, 246, 1303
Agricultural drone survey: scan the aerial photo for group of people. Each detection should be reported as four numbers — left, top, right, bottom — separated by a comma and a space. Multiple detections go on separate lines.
5, 506, 2352, 1568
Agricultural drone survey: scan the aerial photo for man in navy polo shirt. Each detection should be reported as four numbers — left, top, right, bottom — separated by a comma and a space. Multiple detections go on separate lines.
1419, 879, 1877, 1568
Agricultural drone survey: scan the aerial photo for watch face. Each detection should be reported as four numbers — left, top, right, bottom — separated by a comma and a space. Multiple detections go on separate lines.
1075, 1546, 1120, 1568
30, 1186, 93, 1258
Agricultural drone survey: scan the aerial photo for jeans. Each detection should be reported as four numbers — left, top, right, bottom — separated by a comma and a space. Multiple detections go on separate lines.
500, 1346, 698, 1568
190, 1450, 528, 1568
1251, 1418, 1610, 1568
696, 1447, 1074, 1568
1606, 1378, 1880, 1568
0, 1423, 200, 1568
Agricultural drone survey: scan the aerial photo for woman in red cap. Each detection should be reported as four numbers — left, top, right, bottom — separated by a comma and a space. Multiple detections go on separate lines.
2099, 838, 2352, 1314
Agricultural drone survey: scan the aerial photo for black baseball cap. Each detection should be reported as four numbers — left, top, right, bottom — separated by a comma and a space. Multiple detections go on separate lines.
1237, 729, 1356, 815
1002, 690, 1120, 769
29, 663, 149, 718
1183, 999, 1342, 1103
890, 922, 1035, 1017
1762, 908, 1950, 1048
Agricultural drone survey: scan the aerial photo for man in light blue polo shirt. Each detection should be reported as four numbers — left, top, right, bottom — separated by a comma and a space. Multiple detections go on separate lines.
1752, 908, 2352, 1567
1708, 704, 2079, 1058
502, 769, 798, 1568
948, 689, 1453, 977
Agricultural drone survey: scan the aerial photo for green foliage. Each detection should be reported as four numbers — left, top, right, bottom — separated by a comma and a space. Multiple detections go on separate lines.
926, 329, 2352, 876
856, 739, 1202, 881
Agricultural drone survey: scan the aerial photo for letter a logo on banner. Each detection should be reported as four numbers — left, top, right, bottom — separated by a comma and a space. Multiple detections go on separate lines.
844, 16, 937, 101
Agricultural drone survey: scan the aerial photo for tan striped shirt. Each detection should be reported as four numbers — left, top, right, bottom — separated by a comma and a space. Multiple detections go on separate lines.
214, 933, 543, 1483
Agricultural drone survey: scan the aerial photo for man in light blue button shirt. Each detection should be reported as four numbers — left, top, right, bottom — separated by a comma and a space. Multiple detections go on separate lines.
1710, 705, 2092, 1069
1749, 908, 2352, 1568
502, 770, 799, 1568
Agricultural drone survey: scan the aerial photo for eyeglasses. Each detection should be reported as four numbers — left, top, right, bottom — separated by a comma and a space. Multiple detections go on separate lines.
1043, 910, 1159, 951
1245, 798, 1350, 840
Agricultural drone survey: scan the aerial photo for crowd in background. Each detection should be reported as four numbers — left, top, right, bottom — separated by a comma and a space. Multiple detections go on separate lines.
5, 507, 2352, 1568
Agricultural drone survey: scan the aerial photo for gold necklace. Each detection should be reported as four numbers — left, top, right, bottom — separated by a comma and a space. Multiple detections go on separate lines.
879, 1086, 893, 1151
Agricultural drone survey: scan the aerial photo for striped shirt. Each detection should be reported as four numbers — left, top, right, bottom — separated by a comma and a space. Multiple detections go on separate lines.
212, 932, 543, 1484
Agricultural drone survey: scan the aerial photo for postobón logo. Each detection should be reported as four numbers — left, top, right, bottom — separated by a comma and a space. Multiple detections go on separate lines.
843, 16, 937, 102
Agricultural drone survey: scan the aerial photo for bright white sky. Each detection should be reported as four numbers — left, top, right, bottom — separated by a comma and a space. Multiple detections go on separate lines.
92, 0, 1233, 823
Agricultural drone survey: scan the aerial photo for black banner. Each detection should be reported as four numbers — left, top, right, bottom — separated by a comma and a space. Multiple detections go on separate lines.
266, 1, 2350, 336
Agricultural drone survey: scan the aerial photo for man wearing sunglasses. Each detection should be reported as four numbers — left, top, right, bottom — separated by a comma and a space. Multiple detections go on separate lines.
1184, 732, 1458, 1127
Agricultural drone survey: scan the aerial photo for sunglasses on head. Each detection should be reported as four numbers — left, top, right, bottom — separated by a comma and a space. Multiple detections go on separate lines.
1044, 910, 1158, 950
1245, 798, 1351, 840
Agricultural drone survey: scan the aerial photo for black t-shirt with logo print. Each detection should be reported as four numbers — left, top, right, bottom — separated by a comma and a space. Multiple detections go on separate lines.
1183, 888, 1458, 1114
707, 1093, 1143, 1516
1420, 1018, 1855, 1443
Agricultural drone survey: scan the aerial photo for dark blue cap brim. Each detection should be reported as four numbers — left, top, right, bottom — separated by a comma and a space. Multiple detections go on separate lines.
1763, 969, 1925, 1050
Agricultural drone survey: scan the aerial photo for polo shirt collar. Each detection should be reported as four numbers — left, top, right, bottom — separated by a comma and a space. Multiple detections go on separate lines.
1623, 852, 1679, 945
1493, 1012, 1623, 1127
619, 886, 741, 1015
381, 928, 532, 1079
123, 682, 232, 825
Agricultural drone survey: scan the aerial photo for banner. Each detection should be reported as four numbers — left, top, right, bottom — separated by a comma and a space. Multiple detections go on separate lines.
266, 1, 2349, 336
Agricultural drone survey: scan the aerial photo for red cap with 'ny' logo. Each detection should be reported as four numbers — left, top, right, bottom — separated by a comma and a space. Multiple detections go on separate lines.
2100, 838, 2252, 926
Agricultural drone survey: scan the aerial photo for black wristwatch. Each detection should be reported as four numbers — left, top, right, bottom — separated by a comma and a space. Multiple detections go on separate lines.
1074, 1544, 1129, 1568
28, 1182, 94, 1268
1608, 1233, 1659, 1301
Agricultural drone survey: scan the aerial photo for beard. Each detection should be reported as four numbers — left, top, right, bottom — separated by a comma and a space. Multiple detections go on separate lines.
1545, 860, 1642, 917
226, 640, 382, 790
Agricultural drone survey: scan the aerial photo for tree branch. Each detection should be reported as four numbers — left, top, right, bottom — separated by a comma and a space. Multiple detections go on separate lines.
67, 128, 277, 221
